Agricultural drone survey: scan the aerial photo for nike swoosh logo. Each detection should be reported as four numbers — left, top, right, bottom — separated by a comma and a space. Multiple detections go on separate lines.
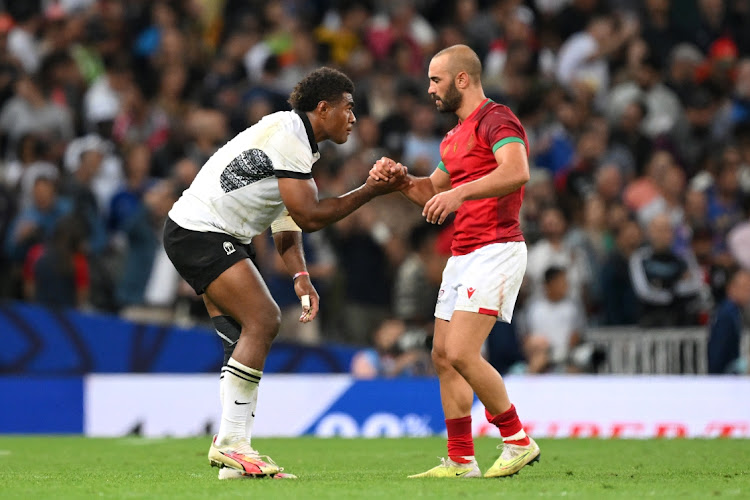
501, 451, 533, 469
234, 400, 251, 405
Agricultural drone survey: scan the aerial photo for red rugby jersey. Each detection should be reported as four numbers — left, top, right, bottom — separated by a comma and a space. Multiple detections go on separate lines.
437, 98, 527, 256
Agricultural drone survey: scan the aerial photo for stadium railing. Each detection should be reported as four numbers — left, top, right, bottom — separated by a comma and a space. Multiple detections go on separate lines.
587, 327, 750, 375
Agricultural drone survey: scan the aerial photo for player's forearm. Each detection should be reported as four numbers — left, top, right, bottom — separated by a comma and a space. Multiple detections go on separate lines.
273, 231, 307, 274
453, 167, 528, 201
294, 184, 377, 232
400, 175, 438, 207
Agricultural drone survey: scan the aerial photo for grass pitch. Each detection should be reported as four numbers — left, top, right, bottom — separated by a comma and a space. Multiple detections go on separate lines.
0, 436, 748, 499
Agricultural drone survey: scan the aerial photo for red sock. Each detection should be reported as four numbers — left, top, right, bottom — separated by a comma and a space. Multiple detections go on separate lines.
446, 416, 474, 463
485, 404, 530, 446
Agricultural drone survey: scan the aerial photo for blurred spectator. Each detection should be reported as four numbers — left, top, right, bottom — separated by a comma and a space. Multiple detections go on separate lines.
705, 146, 745, 256
401, 102, 442, 175
392, 223, 446, 332
111, 83, 169, 152
83, 53, 132, 132
379, 79, 421, 159
22, 215, 88, 309
707, 268, 750, 374
638, 0, 680, 69
6, 1, 42, 74
629, 213, 706, 326
609, 99, 653, 176
315, 2, 370, 67
350, 318, 431, 378
623, 149, 675, 213
329, 197, 402, 345
594, 162, 624, 206
601, 218, 642, 325
483, 4, 537, 93
64, 133, 123, 215
59, 140, 107, 254
671, 86, 720, 173
3, 132, 45, 189
555, 13, 637, 105
526, 206, 590, 302
727, 216, 750, 272
183, 108, 227, 167
730, 58, 750, 126
665, 43, 704, 105
262, 231, 337, 345
519, 168, 557, 244
115, 178, 180, 312
521, 266, 585, 373
5, 175, 71, 262
637, 162, 687, 230
0, 74, 74, 157
108, 144, 155, 233
608, 52, 683, 139
39, 50, 86, 128
366, 3, 434, 77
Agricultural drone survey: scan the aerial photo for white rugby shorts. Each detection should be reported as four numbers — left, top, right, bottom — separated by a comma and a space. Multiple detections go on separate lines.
434, 241, 527, 323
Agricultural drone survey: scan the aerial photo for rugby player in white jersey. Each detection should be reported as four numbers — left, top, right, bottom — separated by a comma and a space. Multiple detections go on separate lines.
164, 68, 406, 479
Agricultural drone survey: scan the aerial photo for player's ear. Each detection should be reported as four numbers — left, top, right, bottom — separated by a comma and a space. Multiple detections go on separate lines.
456, 71, 468, 89
316, 100, 329, 118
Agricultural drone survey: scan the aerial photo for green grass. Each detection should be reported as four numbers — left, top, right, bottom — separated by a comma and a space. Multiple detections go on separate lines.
0, 437, 748, 499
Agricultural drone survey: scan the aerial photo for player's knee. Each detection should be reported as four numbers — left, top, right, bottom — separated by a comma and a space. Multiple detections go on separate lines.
444, 349, 472, 372
257, 303, 281, 339
431, 346, 448, 366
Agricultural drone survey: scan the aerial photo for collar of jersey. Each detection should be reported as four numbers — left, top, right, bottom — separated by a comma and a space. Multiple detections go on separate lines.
294, 109, 319, 154
459, 98, 493, 125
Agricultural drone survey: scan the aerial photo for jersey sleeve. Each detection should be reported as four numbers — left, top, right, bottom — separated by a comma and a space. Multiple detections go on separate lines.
268, 132, 314, 180
478, 110, 527, 154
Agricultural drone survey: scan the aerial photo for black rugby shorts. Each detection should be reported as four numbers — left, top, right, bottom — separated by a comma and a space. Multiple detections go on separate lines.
163, 217, 256, 295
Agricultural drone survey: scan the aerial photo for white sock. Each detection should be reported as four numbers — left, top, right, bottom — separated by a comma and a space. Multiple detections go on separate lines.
244, 386, 259, 445
216, 357, 262, 445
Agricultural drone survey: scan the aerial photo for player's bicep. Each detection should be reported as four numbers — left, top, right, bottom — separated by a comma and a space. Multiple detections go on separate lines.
429, 166, 451, 193
493, 141, 529, 179
277, 177, 320, 224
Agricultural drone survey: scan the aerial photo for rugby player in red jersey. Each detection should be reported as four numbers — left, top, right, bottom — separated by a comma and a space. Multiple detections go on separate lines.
370, 45, 540, 478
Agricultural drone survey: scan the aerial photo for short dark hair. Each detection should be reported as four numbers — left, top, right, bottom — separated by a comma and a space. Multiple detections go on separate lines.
288, 67, 354, 112
544, 266, 566, 284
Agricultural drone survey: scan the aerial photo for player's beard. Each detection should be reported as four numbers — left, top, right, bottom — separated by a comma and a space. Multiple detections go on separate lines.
434, 81, 462, 113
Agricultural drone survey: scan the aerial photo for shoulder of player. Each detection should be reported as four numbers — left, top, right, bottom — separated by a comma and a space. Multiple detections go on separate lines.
478, 101, 519, 123
251, 111, 310, 150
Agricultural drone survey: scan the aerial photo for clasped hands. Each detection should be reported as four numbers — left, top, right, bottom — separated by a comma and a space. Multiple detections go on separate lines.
368, 156, 463, 225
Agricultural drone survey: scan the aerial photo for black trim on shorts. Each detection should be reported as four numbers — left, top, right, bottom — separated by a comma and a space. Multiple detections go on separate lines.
274, 170, 313, 179
163, 217, 256, 295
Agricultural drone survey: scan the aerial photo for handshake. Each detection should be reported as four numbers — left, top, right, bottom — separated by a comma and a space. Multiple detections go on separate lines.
365, 156, 412, 194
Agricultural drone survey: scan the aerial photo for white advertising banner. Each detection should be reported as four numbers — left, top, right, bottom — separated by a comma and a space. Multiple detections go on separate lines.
84, 375, 750, 438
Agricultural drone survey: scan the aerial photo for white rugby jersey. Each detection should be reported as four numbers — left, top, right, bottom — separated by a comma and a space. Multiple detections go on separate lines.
169, 110, 319, 243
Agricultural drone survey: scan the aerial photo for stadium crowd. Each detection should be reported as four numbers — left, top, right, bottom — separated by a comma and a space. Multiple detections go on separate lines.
0, 0, 749, 375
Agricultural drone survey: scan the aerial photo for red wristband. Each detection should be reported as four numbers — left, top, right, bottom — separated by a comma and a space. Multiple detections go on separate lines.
293, 271, 310, 281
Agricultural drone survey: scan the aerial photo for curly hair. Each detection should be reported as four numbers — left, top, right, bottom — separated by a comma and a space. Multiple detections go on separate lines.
288, 67, 355, 112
